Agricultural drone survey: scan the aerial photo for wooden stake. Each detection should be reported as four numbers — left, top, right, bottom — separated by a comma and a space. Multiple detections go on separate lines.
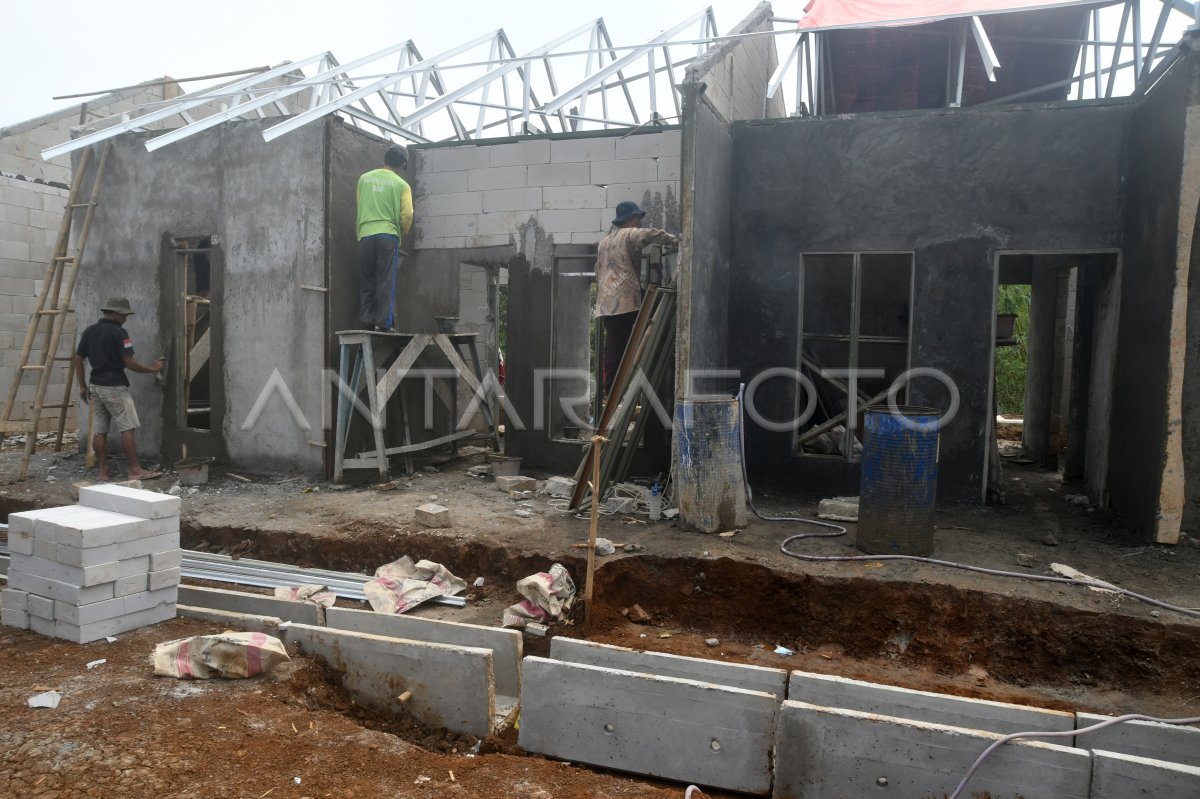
85, 398, 95, 468
585, 434, 603, 626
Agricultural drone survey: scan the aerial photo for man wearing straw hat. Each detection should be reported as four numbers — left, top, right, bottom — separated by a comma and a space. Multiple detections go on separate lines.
73, 297, 164, 481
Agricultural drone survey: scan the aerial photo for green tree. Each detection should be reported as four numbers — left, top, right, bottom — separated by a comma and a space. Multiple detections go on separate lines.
994, 284, 1030, 415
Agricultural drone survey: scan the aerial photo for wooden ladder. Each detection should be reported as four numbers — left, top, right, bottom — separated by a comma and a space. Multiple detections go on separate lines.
0, 142, 112, 480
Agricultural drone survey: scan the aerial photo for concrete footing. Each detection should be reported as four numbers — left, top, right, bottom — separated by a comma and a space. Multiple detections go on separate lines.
178, 585, 324, 626
1076, 712, 1200, 767
1091, 749, 1200, 798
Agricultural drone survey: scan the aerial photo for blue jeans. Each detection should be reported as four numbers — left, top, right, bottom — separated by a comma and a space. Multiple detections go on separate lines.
358, 233, 399, 329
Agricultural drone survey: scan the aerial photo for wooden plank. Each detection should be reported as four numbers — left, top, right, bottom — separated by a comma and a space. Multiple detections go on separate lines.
188, 328, 210, 382
355, 429, 477, 458
375, 333, 432, 405
433, 334, 484, 396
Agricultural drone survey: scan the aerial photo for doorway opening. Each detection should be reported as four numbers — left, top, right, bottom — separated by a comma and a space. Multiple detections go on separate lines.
989, 252, 1120, 506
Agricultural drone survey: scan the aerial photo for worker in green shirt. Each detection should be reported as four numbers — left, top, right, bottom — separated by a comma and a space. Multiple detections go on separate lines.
356, 144, 414, 332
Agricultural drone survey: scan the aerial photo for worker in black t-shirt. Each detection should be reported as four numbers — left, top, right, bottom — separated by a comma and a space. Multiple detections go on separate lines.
73, 297, 165, 481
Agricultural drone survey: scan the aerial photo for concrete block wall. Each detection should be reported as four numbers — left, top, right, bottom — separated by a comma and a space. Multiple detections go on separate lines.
411, 129, 682, 251
0, 84, 183, 429
684, 1, 786, 123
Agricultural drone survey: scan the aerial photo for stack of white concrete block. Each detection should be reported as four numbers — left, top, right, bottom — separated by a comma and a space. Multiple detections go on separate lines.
1, 485, 181, 643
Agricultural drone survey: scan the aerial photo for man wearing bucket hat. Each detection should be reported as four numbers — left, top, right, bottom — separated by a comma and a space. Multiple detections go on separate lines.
73, 297, 165, 481
594, 200, 679, 395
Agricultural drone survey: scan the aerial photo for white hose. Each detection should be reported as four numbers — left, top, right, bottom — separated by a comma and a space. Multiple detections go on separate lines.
948, 714, 1200, 799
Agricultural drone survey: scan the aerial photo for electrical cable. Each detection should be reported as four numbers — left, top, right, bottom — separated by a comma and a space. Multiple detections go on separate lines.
731, 385, 1200, 621
947, 713, 1200, 799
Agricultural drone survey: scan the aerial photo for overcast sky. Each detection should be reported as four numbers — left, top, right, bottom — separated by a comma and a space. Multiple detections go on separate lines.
1, 0, 777, 128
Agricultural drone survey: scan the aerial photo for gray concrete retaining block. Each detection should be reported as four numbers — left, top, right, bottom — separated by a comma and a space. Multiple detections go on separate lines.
787, 671, 1074, 735
7, 570, 114, 604
1077, 712, 1200, 767
519, 656, 777, 795
54, 602, 176, 644
325, 607, 522, 699
177, 605, 282, 634
772, 700, 1091, 799
28, 593, 54, 620
11, 553, 119, 587
551, 637, 787, 700
1091, 749, 1200, 798
29, 614, 54, 637
1, 607, 29, 629
282, 623, 496, 737
79, 484, 181, 519
178, 585, 324, 626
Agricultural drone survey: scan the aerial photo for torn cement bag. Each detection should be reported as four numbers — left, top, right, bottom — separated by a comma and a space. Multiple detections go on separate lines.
274, 584, 336, 608
152, 632, 290, 679
502, 563, 576, 628
364, 555, 467, 614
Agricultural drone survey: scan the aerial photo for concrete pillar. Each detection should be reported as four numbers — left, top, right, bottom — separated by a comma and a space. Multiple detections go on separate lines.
1023, 258, 1058, 460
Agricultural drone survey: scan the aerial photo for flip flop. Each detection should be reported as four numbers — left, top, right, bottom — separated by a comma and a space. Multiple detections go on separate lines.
131, 470, 164, 481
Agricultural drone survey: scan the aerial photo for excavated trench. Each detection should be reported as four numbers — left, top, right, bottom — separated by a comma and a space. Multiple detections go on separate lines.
4, 492, 1199, 705
178, 518, 1200, 699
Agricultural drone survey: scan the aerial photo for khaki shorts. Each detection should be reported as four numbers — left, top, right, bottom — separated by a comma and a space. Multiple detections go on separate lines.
90, 385, 140, 435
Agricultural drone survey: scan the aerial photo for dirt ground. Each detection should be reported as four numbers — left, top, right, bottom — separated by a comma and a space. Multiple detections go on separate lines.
1, 434, 1199, 797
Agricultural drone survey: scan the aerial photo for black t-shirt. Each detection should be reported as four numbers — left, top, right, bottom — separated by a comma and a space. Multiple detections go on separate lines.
76, 318, 133, 387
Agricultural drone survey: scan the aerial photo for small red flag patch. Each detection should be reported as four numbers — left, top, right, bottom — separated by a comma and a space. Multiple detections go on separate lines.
123, 339, 133, 349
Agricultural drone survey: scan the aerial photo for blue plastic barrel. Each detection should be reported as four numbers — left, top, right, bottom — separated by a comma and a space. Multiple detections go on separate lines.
857, 405, 943, 556
675, 396, 747, 534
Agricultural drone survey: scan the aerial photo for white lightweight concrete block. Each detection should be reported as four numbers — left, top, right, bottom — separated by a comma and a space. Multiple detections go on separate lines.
1, 607, 29, 629
605, 181, 673, 208
283, 623, 496, 737
148, 549, 182, 572
772, 701, 1091, 799
7, 526, 33, 555
658, 155, 682, 181
421, 145, 491, 172
550, 137, 616, 163
519, 656, 776, 795
551, 637, 788, 700
147, 567, 180, 591
177, 585, 323, 626
537, 209, 603, 234
54, 601, 175, 644
488, 139, 550, 167
542, 185, 607, 210
176, 605, 282, 634
416, 169, 469, 194
10, 553, 119, 587
1091, 749, 1200, 798
414, 503, 450, 528
496, 475, 537, 492
787, 671, 1075, 735
1077, 712, 1200, 767
326, 606, 522, 700
2, 588, 29, 612
474, 210, 530, 236
43, 511, 178, 549
55, 586, 177, 626
467, 165, 526, 192
423, 191, 482, 216
55, 534, 177, 567
482, 186, 542, 213
615, 130, 680, 159
32, 536, 57, 560
27, 593, 54, 620
420, 213, 477, 238
527, 162, 590, 187
114, 573, 148, 597
79, 484, 181, 519
591, 158, 660, 185
117, 556, 151, 578
7, 570, 115, 605
29, 613, 55, 637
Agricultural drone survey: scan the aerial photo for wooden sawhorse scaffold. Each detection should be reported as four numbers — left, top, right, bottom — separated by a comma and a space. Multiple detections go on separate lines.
333, 330, 498, 481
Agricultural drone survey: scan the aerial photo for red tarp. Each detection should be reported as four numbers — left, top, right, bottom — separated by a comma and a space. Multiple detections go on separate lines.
799, 0, 1095, 30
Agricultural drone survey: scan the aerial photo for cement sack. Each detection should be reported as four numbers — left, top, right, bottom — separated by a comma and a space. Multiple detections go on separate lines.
274, 584, 337, 608
364, 555, 467, 614
502, 563, 576, 628
153, 632, 290, 679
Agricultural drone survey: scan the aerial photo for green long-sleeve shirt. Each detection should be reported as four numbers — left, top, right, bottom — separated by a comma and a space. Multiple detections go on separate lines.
356, 168, 413, 241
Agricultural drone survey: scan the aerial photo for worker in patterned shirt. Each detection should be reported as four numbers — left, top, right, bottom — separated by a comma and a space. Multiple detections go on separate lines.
594, 201, 678, 396
356, 144, 414, 332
